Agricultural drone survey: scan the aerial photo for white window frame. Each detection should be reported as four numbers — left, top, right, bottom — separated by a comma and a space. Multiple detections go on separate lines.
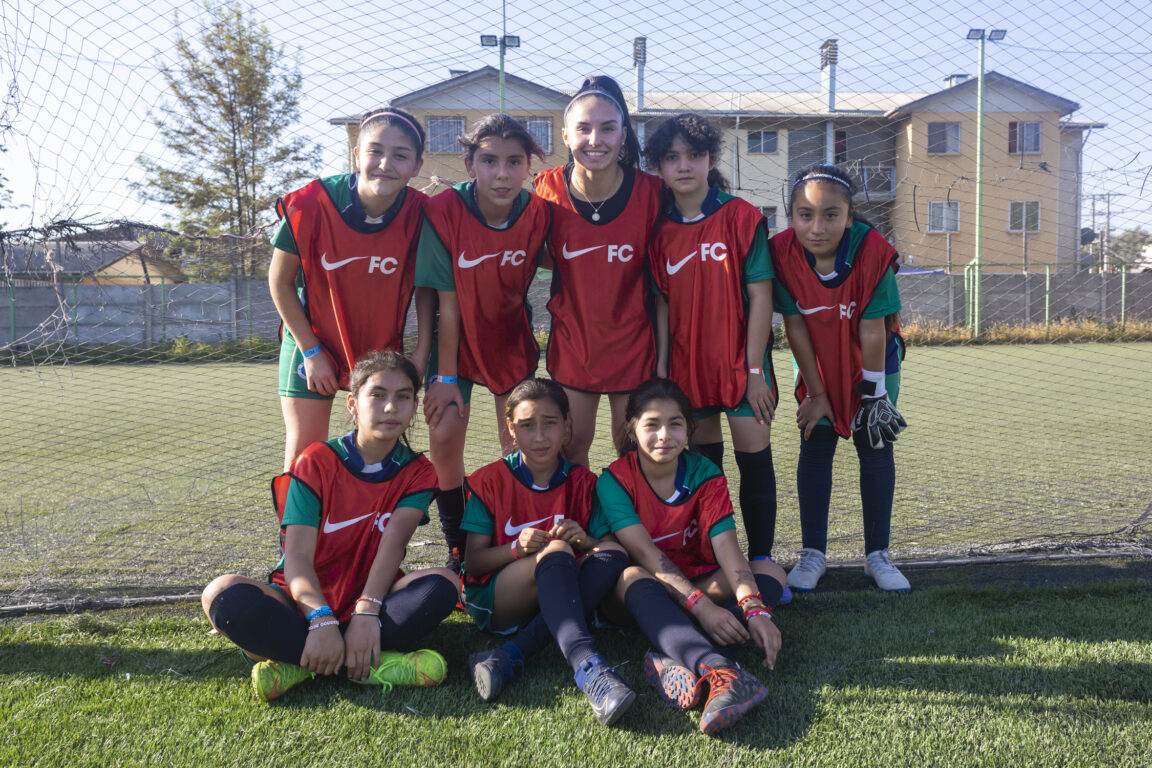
927, 122, 961, 154
1008, 201, 1040, 232
427, 117, 465, 154
747, 130, 778, 155
759, 206, 778, 230
525, 118, 552, 155
927, 201, 960, 233
1010, 121, 1042, 154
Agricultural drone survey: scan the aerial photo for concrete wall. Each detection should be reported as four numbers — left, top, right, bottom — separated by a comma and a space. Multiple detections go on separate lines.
2, 271, 1148, 349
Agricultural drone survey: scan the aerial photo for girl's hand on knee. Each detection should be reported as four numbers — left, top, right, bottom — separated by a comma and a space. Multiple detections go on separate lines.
344, 614, 382, 681
550, 519, 588, 550
516, 527, 551, 557
748, 614, 781, 670
424, 381, 465, 428
796, 392, 833, 440
746, 375, 775, 424
695, 600, 749, 647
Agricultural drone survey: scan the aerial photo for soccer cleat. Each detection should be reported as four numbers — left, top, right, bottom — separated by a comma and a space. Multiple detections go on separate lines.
695, 663, 768, 736
251, 660, 314, 701
864, 549, 911, 592
469, 647, 524, 703
353, 649, 447, 691
574, 655, 635, 726
787, 548, 827, 591
642, 651, 701, 710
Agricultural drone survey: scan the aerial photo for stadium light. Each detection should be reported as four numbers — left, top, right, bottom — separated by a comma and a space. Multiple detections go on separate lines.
479, 35, 498, 47
966, 26, 1008, 337
503, 35, 520, 48
479, 1, 522, 111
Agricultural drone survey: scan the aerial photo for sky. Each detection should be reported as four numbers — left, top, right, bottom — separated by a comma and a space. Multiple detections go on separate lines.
2, 0, 1150, 234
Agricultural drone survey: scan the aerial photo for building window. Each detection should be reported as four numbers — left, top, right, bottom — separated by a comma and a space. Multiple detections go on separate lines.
834, 130, 847, 164
1009, 201, 1040, 232
927, 122, 961, 154
787, 129, 826, 176
747, 130, 777, 154
427, 117, 464, 153
928, 201, 960, 233
759, 206, 777, 230
1008, 121, 1041, 154
525, 118, 552, 154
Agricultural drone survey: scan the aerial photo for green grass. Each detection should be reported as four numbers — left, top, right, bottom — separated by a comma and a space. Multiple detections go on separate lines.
3, 560, 1151, 767
1, 342, 1150, 605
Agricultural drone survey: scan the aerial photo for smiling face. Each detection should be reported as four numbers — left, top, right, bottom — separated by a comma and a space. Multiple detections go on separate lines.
632, 397, 689, 469
657, 134, 713, 204
464, 135, 531, 222
562, 95, 625, 174
353, 123, 424, 213
346, 369, 417, 450
790, 181, 853, 260
507, 397, 568, 481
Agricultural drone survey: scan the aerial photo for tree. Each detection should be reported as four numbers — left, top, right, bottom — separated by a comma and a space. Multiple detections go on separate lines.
1109, 228, 1152, 271
134, 1, 320, 275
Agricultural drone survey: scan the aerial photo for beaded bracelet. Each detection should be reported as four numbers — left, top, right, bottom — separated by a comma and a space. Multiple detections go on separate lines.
306, 606, 333, 622
301, 344, 323, 359
684, 589, 707, 611
350, 611, 383, 627
737, 592, 763, 608
744, 608, 773, 622
308, 619, 339, 631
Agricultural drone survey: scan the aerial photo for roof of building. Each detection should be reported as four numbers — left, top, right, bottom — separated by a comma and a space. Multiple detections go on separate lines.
885, 71, 1079, 118
1, 241, 170, 276
630, 89, 928, 118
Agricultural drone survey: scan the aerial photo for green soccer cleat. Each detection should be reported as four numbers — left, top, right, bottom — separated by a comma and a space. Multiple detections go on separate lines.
354, 649, 447, 691
251, 660, 314, 701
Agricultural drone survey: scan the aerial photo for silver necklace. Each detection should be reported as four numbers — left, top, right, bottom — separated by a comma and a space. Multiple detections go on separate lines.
572, 172, 619, 222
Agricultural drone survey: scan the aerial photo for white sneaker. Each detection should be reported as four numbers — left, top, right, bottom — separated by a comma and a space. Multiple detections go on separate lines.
865, 549, 911, 592
786, 548, 826, 591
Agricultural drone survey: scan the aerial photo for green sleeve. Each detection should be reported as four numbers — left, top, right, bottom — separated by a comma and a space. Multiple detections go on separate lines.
772, 278, 799, 315
591, 472, 642, 538
280, 477, 321, 528
862, 268, 902, 319
414, 219, 456, 291
271, 218, 299, 256
743, 225, 774, 283
707, 516, 736, 539
461, 492, 495, 536
396, 490, 434, 525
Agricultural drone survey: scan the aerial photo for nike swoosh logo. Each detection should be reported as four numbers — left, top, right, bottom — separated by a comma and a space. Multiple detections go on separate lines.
320, 253, 371, 271
796, 303, 837, 315
561, 244, 602, 260
505, 515, 555, 538
666, 251, 695, 275
457, 250, 502, 269
651, 530, 683, 543
322, 511, 376, 534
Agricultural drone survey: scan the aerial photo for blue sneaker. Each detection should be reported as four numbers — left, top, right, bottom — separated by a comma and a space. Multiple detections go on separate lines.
574, 655, 635, 726
761, 555, 792, 606
469, 646, 523, 702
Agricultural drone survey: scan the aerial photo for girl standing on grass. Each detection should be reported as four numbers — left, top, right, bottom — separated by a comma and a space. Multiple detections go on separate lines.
769, 163, 909, 593
533, 75, 663, 466
201, 351, 459, 701
460, 378, 635, 726
645, 113, 782, 579
415, 114, 552, 572
590, 378, 784, 736
270, 108, 431, 472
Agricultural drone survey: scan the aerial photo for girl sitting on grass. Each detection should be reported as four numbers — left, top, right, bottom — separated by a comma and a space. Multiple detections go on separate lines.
201, 350, 459, 701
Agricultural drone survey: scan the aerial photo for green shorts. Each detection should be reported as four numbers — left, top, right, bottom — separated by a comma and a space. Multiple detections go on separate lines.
692, 352, 777, 420
277, 330, 334, 400
424, 336, 474, 406
789, 356, 901, 427
462, 571, 524, 635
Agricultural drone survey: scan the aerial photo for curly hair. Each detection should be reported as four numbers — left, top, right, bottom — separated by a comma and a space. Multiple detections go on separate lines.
642, 113, 730, 192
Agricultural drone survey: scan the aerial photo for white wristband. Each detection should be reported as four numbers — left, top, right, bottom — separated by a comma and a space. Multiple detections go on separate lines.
862, 369, 886, 398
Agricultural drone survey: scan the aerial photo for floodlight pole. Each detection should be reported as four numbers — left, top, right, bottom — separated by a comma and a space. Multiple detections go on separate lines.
499, 0, 506, 112
974, 32, 986, 336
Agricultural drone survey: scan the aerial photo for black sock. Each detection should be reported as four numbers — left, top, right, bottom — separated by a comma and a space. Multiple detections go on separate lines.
436, 486, 466, 556
623, 577, 727, 676
695, 441, 724, 472
854, 431, 896, 554
734, 445, 777, 558
378, 574, 459, 652
797, 426, 839, 552
532, 552, 597, 672
208, 583, 307, 665
509, 548, 628, 660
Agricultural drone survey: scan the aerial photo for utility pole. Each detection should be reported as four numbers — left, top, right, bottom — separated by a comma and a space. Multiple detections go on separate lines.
1091, 194, 1097, 271
1104, 192, 1112, 272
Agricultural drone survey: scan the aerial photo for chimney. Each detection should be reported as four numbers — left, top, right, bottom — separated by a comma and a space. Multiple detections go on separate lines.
633, 37, 647, 111
945, 73, 971, 88
820, 39, 838, 113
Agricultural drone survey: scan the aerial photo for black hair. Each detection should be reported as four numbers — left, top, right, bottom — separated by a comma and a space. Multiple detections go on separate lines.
459, 113, 546, 163
347, 350, 421, 448
620, 378, 696, 452
786, 163, 856, 218
642, 112, 730, 192
505, 378, 570, 421
358, 107, 426, 161
564, 75, 641, 168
